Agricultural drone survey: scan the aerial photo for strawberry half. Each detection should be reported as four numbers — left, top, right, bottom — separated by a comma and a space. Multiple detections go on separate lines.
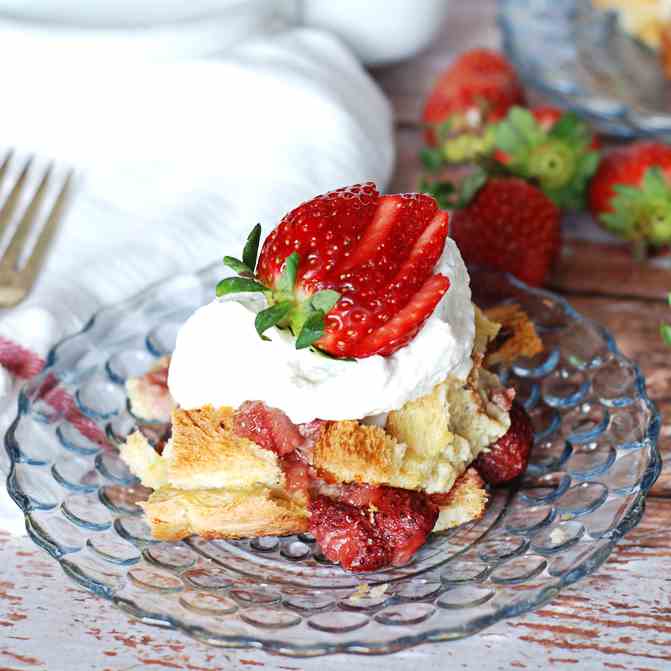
216, 184, 450, 359
589, 142, 671, 253
422, 49, 525, 164
492, 106, 600, 211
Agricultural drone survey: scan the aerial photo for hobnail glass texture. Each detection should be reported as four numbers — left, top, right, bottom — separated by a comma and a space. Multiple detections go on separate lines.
499, 0, 671, 138
5, 265, 660, 656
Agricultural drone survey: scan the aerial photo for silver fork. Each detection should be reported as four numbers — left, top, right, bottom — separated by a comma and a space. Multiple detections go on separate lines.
0, 151, 72, 308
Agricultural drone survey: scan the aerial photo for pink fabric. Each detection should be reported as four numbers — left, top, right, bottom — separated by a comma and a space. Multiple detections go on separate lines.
0, 338, 107, 447
0, 336, 45, 379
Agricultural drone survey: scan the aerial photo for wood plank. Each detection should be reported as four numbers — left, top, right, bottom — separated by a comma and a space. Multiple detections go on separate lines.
552, 241, 671, 302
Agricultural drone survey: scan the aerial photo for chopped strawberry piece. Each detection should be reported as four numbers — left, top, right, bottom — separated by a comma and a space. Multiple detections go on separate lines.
372, 488, 438, 566
280, 451, 312, 498
309, 495, 390, 572
338, 483, 384, 508
145, 366, 169, 388
298, 419, 327, 444
309, 484, 438, 572
233, 401, 303, 456
474, 401, 534, 485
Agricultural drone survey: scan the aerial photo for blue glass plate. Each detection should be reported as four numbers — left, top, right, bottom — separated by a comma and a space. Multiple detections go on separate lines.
499, 0, 671, 138
4, 265, 661, 656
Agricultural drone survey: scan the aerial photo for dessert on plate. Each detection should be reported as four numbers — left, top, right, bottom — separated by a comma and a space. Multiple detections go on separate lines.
121, 183, 540, 572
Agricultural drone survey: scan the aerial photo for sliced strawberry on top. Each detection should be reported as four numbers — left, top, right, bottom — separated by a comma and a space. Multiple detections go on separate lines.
233, 401, 304, 456
347, 274, 449, 358
258, 183, 379, 291
216, 184, 450, 360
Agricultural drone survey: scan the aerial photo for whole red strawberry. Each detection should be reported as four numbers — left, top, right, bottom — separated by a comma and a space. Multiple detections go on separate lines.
589, 142, 671, 250
450, 177, 561, 286
422, 49, 525, 163
492, 106, 601, 211
474, 401, 533, 485
217, 184, 450, 359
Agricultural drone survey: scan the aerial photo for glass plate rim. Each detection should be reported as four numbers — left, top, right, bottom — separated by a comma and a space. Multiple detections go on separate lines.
4, 264, 662, 657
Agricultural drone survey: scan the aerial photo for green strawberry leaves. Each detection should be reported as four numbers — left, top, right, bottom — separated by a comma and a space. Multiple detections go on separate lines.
243, 223, 262, 271
601, 167, 671, 246
255, 300, 293, 340
216, 224, 342, 352
223, 223, 262, 277
419, 167, 488, 211
295, 310, 326, 349
457, 169, 488, 208
223, 256, 253, 276
418, 177, 455, 210
494, 106, 600, 210
277, 252, 299, 295
216, 276, 267, 297
662, 293, 671, 346
420, 147, 444, 173
495, 107, 545, 155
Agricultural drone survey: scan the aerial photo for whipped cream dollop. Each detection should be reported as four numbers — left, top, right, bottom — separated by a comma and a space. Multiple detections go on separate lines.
168, 238, 475, 424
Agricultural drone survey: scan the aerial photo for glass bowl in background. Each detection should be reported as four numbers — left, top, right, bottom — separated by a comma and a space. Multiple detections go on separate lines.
499, 0, 671, 138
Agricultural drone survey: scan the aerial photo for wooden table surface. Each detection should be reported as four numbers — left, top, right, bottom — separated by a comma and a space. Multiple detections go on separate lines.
1, 3, 670, 670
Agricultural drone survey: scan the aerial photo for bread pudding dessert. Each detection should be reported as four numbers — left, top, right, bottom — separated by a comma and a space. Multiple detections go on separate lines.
121, 183, 540, 572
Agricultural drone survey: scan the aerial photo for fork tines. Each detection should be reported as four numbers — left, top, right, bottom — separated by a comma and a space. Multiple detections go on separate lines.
0, 150, 73, 307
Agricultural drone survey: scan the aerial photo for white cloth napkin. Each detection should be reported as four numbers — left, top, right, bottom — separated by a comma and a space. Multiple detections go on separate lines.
0, 16, 394, 532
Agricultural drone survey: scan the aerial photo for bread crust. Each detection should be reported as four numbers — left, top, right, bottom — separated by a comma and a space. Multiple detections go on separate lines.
140, 486, 309, 541
119, 300, 529, 547
168, 405, 283, 490
314, 373, 510, 494
433, 467, 488, 531
137, 467, 487, 542
483, 303, 543, 367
